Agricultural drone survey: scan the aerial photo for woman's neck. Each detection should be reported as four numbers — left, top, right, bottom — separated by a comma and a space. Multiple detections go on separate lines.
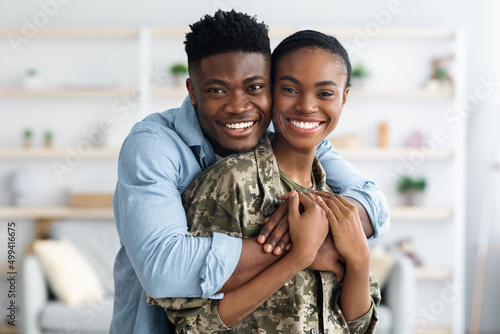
271, 134, 317, 188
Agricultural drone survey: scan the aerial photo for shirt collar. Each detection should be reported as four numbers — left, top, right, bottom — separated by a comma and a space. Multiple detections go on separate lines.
174, 95, 216, 169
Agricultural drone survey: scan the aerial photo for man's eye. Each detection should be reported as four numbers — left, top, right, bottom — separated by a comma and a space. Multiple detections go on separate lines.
283, 87, 297, 94
248, 84, 263, 91
207, 88, 224, 93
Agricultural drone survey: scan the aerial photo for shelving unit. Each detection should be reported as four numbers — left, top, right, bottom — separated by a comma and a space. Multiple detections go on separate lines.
1, 26, 466, 334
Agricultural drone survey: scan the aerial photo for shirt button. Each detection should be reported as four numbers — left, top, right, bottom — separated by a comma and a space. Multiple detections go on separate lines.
310, 329, 318, 334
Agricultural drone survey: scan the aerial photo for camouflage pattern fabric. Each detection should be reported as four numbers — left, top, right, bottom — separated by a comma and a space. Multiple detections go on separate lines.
147, 134, 381, 333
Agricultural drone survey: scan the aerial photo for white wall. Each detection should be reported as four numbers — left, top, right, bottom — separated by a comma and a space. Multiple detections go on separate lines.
2, 0, 500, 331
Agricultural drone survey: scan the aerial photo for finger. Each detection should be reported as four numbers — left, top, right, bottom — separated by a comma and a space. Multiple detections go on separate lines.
285, 241, 292, 251
288, 190, 300, 219
297, 191, 317, 210
335, 194, 357, 212
315, 196, 337, 226
281, 191, 293, 200
322, 195, 342, 219
273, 231, 290, 255
264, 213, 289, 253
258, 200, 288, 244
314, 190, 337, 201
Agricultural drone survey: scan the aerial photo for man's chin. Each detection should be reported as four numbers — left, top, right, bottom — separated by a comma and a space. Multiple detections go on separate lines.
224, 138, 262, 155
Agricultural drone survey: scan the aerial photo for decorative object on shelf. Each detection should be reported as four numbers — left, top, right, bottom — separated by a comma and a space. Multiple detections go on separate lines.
350, 63, 371, 88
69, 193, 113, 208
23, 68, 43, 90
23, 128, 33, 148
44, 130, 53, 148
406, 130, 424, 147
328, 134, 360, 148
378, 122, 389, 148
169, 63, 188, 87
398, 238, 422, 266
396, 175, 427, 206
7, 170, 35, 206
424, 55, 453, 92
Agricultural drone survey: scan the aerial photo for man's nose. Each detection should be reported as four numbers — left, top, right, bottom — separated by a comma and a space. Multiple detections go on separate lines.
295, 94, 318, 114
224, 92, 253, 114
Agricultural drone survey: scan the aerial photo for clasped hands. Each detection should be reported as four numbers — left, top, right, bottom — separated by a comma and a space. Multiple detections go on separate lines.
257, 190, 369, 279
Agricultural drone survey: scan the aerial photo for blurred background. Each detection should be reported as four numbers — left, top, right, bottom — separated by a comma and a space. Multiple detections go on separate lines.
1, 0, 499, 333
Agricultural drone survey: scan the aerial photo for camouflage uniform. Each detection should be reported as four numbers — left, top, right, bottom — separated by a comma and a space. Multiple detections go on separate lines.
147, 134, 381, 334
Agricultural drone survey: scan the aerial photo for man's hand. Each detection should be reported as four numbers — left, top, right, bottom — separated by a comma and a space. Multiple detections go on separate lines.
257, 193, 293, 255
309, 232, 346, 279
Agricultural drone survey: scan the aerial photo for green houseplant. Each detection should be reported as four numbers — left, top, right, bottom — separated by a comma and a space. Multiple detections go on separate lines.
350, 63, 371, 88
397, 175, 427, 206
44, 130, 53, 148
23, 128, 33, 148
170, 63, 188, 87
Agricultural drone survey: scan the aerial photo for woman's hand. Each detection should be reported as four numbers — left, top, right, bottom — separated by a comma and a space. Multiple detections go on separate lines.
287, 190, 329, 266
315, 192, 370, 269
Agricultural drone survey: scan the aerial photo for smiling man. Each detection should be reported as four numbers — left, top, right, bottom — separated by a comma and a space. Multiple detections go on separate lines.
111, 10, 389, 334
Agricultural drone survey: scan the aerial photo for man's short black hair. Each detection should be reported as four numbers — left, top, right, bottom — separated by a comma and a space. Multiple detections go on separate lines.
185, 10, 271, 73
271, 30, 352, 89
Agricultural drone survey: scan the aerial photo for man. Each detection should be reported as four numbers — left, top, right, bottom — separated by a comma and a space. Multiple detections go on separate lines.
111, 10, 389, 334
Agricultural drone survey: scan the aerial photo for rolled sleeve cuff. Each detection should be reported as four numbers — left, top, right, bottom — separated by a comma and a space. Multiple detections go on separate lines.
346, 301, 375, 333
199, 232, 242, 299
340, 187, 390, 242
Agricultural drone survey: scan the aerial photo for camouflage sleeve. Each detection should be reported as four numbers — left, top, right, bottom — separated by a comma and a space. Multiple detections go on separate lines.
346, 274, 381, 334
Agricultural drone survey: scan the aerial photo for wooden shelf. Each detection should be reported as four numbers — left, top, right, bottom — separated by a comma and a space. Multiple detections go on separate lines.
0, 88, 133, 98
151, 87, 188, 97
0, 206, 114, 220
349, 88, 454, 98
0, 147, 119, 159
0, 323, 16, 334
390, 207, 453, 220
415, 267, 453, 280
0, 28, 137, 39
335, 147, 454, 161
414, 326, 451, 334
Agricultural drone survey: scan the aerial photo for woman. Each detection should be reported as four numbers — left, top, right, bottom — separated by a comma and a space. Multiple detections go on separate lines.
148, 30, 381, 334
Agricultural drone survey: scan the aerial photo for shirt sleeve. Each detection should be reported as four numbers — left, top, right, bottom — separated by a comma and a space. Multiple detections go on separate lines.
316, 138, 390, 240
114, 126, 242, 299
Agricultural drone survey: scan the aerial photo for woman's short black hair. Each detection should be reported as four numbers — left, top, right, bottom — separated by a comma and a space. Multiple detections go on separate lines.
271, 30, 352, 89
185, 10, 271, 72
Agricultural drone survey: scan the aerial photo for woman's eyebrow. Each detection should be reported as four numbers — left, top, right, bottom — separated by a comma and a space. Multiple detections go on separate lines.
315, 80, 338, 87
279, 75, 299, 84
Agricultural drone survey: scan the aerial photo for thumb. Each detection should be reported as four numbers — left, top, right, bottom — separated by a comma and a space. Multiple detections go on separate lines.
288, 190, 300, 219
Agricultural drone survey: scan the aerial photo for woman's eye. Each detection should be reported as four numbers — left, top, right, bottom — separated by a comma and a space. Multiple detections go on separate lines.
283, 87, 297, 94
319, 91, 334, 97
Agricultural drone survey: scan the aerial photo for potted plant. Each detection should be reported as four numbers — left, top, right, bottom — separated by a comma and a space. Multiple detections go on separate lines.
350, 63, 371, 88
44, 130, 53, 148
170, 63, 188, 87
396, 175, 427, 206
23, 128, 33, 148
23, 68, 43, 89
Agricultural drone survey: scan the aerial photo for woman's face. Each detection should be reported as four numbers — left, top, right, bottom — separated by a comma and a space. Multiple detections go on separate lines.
272, 47, 349, 153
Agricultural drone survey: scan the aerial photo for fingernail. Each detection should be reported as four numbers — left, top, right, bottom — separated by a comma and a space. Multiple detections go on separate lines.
274, 247, 282, 255
257, 235, 264, 243
316, 196, 324, 202
290, 190, 297, 197
264, 244, 272, 252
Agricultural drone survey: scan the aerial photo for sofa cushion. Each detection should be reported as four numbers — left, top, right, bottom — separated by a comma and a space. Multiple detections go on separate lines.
40, 300, 113, 333
376, 305, 393, 334
49, 220, 120, 294
33, 238, 105, 306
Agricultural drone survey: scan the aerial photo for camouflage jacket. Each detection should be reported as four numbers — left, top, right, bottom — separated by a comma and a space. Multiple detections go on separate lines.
147, 134, 381, 334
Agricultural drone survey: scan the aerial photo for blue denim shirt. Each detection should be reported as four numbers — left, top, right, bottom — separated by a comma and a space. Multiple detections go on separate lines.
110, 96, 390, 333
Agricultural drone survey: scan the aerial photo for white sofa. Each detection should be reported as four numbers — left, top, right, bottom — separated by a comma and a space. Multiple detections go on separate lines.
20, 220, 119, 334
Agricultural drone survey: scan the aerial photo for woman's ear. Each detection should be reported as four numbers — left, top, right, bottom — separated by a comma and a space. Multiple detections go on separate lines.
341, 87, 350, 108
186, 78, 196, 106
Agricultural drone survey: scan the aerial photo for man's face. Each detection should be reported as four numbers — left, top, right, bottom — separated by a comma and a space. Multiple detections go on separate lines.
187, 52, 272, 157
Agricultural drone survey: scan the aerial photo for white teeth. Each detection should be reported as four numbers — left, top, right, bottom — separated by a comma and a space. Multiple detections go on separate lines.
224, 121, 255, 130
289, 119, 320, 129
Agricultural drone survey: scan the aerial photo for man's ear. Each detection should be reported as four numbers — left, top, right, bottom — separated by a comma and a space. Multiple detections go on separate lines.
186, 78, 196, 106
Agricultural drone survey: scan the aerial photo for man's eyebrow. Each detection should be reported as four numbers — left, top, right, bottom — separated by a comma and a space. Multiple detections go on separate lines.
243, 75, 266, 84
203, 78, 229, 87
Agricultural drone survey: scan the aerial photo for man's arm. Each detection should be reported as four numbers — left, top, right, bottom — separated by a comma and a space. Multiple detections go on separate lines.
116, 127, 285, 298
316, 138, 390, 240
